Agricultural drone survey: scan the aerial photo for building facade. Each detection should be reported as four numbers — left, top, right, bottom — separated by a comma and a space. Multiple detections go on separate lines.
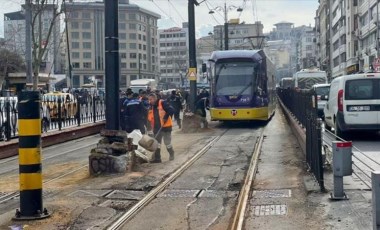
65, 0, 160, 89
4, 4, 62, 74
210, 20, 264, 50
158, 23, 189, 88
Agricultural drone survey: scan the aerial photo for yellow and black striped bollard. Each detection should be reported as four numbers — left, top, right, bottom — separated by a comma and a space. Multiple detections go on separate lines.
13, 91, 50, 220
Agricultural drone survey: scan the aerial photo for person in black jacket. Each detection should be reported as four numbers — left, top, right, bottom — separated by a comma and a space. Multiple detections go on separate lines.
124, 93, 147, 134
195, 97, 209, 128
167, 90, 183, 128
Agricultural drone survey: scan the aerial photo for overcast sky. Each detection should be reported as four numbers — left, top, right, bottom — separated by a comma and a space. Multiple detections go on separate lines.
1, 0, 319, 38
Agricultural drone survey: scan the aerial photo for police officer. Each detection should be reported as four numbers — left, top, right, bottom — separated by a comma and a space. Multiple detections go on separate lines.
124, 93, 147, 134
147, 93, 175, 163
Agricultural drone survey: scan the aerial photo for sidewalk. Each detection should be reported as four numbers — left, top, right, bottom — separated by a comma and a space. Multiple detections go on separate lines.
249, 106, 372, 229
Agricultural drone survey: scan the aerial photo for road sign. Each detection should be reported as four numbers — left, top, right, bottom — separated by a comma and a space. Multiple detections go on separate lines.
188, 68, 197, 81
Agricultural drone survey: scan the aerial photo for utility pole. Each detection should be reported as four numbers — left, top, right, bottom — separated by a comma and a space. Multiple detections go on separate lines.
188, 0, 197, 112
25, 0, 33, 89
104, 0, 120, 130
224, 2, 229, 50
63, 0, 72, 89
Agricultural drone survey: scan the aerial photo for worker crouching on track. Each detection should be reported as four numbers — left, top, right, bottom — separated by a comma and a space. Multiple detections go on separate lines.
147, 93, 175, 163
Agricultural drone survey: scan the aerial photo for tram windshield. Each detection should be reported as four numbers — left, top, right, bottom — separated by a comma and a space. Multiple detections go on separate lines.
214, 62, 257, 96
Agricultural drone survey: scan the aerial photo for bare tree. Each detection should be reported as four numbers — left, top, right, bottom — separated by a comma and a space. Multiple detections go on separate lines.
0, 48, 25, 89
29, 0, 63, 90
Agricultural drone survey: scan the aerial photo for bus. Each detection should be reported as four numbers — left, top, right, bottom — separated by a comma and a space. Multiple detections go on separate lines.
205, 50, 276, 121
293, 68, 327, 90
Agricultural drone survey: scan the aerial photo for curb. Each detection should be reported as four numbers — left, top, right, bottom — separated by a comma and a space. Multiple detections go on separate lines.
278, 99, 306, 155
0, 121, 105, 160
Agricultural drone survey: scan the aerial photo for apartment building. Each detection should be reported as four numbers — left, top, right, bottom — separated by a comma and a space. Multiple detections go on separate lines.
210, 20, 264, 50
4, 4, 61, 74
65, 0, 160, 89
316, 0, 331, 76
158, 23, 189, 88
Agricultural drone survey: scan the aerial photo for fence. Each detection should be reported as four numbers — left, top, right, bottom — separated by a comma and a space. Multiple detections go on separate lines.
277, 88, 325, 191
0, 93, 106, 141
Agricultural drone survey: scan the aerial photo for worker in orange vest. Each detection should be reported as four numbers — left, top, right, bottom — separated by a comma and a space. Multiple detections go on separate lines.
147, 93, 175, 163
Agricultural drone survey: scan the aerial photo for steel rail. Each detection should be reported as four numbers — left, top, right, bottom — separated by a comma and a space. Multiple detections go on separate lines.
230, 131, 264, 230
352, 164, 372, 189
107, 134, 224, 230
0, 162, 89, 204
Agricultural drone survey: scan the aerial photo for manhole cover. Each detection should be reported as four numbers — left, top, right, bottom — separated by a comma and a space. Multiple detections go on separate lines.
252, 189, 291, 198
105, 190, 145, 200
252, 204, 287, 216
157, 189, 200, 198
68, 190, 112, 197
198, 190, 238, 198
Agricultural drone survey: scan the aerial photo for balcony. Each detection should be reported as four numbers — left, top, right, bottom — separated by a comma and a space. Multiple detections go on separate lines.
339, 44, 346, 53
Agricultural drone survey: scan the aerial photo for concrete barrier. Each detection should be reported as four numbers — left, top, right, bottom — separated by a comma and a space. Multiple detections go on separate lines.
0, 121, 105, 160
278, 99, 306, 156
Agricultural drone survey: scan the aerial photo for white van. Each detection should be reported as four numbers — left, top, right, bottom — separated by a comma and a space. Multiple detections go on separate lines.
323, 73, 380, 137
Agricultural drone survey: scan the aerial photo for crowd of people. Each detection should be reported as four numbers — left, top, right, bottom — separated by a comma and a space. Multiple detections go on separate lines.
119, 87, 209, 163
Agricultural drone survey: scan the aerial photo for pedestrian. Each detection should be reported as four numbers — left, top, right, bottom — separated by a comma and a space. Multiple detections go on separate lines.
167, 90, 183, 129
147, 93, 175, 163
139, 90, 150, 109
125, 93, 147, 134
196, 87, 210, 102
195, 97, 209, 128
121, 91, 133, 131
119, 91, 126, 130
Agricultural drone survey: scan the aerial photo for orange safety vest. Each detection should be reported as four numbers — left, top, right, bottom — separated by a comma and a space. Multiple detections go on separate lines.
148, 99, 173, 128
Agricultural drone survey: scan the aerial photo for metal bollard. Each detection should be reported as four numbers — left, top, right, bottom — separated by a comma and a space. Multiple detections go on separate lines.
13, 91, 50, 220
372, 171, 380, 230
330, 141, 352, 200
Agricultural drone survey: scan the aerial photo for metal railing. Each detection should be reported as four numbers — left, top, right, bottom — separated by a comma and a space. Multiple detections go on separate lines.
277, 88, 325, 191
0, 94, 106, 141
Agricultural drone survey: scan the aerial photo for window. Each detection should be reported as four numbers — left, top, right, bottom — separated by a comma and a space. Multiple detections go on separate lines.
129, 43, 137, 49
119, 33, 126, 39
82, 32, 91, 39
129, 14, 137, 20
72, 62, 80, 68
73, 75, 80, 88
82, 22, 91, 29
70, 12, 79, 18
129, 24, 136, 30
143, 45, 146, 50
72, 52, 79, 58
72, 42, 79, 49
120, 62, 127, 68
119, 13, 126, 20
130, 75, 137, 80
130, 53, 137, 58
119, 23, 126, 30
130, 63, 137, 68
129, 33, 137, 40
71, 22, 79, 29
139, 44, 142, 50
83, 42, 92, 49
138, 34, 142, 40
306, 45, 312, 51
71, 32, 79, 39
346, 79, 376, 100
119, 43, 126, 49
83, 62, 92, 68
143, 35, 146, 41
83, 52, 91, 59
120, 75, 127, 87
120, 53, 126, 59
82, 12, 91, 19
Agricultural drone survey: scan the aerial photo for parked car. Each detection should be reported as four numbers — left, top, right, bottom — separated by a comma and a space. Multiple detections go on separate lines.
310, 83, 330, 120
42, 92, 77, 119
323, 73, 380, 138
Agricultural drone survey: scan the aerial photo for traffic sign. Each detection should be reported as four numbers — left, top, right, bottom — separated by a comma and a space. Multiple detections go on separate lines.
188, 68, 197, 81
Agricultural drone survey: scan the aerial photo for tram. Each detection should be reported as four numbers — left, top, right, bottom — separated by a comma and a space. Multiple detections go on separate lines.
205, 50, 276, 121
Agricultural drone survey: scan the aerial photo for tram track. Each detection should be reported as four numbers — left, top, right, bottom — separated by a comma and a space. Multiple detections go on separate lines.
0, 161, 89, 205
107, 128, 265, 230
107, 131, 227, 230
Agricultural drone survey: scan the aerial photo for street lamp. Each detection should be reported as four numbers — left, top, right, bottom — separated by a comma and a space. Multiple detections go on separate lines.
209, 3, 243, 50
